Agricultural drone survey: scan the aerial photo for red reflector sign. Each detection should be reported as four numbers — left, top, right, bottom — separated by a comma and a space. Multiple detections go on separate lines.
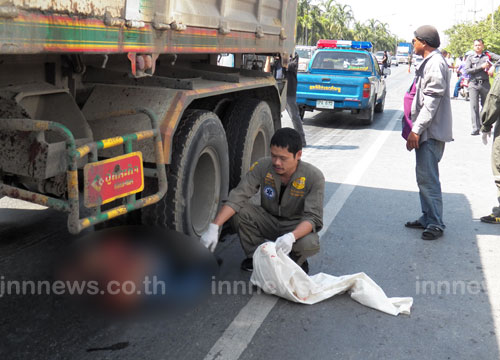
84, 152, 144, 208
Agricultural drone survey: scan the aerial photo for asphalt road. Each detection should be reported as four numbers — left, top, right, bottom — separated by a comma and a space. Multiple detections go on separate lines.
1, 64, 500, 360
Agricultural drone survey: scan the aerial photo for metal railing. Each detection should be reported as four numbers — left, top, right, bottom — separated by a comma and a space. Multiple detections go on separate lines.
0, 107, 167, 234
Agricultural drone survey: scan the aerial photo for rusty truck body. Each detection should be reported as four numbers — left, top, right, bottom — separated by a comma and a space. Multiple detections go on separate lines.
0, 0, 296, 235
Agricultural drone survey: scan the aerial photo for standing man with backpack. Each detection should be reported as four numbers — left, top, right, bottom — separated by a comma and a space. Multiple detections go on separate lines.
405, 25, 453, 240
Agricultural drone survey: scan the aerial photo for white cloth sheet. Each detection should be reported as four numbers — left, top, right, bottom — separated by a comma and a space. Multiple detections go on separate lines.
250, 242, 413, 316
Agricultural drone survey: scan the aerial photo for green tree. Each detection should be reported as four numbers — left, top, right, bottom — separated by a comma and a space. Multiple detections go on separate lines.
294, 0, 399, 51
445, 6, 500, 57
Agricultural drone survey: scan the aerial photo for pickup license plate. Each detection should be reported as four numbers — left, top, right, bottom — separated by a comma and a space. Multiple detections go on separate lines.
316, 100, 335, 109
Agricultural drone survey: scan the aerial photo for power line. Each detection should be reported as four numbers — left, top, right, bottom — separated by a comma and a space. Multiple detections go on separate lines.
468, 0, 483, 22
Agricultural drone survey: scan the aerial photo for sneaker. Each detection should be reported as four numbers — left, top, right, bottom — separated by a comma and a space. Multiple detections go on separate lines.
480, 214, 500, 224
471, 130, 480, 136
240, 258, 253, 272
421, 226, 443, 240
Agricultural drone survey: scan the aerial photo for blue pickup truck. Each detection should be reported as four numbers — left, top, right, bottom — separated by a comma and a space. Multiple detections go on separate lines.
296, 40, 388, 125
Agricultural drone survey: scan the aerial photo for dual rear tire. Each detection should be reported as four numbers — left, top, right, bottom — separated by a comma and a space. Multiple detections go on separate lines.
142, 110, 228, 236
224, 98, 274, 189
142, 99, 275, 236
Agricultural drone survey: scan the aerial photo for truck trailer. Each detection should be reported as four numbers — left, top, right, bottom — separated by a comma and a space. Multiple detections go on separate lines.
396, 42, 413, 65
0, 0, 296, 235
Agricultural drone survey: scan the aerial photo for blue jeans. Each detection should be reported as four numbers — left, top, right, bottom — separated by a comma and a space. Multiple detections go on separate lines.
453, 76, 462, 97
415, 139, 446, 230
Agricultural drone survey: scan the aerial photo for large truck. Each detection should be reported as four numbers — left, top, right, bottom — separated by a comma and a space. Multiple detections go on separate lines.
0, 0, 296, 236
396, 42, 413, 65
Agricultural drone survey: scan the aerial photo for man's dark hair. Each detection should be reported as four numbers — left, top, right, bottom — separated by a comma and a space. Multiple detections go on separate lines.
270, 128, 302, 156
474, 39, 484, 44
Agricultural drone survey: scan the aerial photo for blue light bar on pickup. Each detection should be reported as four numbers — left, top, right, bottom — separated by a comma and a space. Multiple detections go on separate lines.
316, 39, 373, 50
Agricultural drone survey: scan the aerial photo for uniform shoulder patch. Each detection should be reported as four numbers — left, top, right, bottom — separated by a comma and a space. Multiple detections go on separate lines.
292, 177, 306, 190
249, 161, 259, 172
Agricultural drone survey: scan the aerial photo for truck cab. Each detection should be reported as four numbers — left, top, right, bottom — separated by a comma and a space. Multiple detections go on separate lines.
296, 40, 387, 125
295, 45, 316, 72
396, 43, 413, 64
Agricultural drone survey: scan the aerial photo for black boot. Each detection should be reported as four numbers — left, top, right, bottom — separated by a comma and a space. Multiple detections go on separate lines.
240, 258, 253, 272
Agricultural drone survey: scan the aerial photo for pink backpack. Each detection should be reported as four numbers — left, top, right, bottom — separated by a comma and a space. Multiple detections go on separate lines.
402, 78, 416, 140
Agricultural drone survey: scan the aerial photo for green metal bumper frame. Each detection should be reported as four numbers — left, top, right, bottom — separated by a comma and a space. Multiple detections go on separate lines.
0, 107, 167, 234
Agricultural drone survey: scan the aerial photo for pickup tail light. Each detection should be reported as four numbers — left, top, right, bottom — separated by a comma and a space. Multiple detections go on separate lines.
363, 83, 371, 98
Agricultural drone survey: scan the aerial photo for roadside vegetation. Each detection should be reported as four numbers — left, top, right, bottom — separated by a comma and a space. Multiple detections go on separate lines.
295, 0, 404, 51
445, 6, 500, 56
297, 1, 500, 57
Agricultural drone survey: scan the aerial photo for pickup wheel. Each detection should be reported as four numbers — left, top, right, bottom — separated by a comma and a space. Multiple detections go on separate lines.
359, 99, 375, 125
224, 98, 274, 190
375, 93, 386, 113
142, 110, 229, 237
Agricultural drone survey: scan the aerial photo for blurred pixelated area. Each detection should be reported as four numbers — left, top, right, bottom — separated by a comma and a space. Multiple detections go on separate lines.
57, 226, 218, 318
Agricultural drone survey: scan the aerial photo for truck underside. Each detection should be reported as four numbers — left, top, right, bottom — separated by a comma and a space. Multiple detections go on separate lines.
0, 0, 297, 235
0, 52, 285, 235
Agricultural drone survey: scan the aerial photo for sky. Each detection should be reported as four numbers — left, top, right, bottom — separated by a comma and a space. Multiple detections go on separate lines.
338, 0, 500, 45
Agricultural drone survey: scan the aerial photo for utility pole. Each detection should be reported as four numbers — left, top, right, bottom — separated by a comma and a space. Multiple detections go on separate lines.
454, 0, 465, 24
492, 0, 495, 29
469, 0, 482, 22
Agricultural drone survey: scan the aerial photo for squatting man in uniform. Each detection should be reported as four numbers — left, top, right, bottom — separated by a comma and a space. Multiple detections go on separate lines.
480, 58, 500, 224
200, 128, 325, 274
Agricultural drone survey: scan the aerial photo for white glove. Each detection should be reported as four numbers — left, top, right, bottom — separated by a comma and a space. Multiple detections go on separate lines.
482, 131, 491, 145
200, 223, 219, 252
275, 232, 296, 255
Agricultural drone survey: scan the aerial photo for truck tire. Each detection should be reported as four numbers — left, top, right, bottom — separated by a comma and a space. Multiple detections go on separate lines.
224, 99, 274, 189
375, 93, 385, 113
142, 110, 229, 236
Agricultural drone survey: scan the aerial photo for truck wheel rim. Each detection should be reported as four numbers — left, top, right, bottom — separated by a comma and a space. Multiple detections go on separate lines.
251, 130, 267, 164
190, 147, 221, 235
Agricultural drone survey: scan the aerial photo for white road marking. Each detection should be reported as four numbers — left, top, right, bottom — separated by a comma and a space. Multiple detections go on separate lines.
203, 294, 278, 360
204, 111, 401, 360
319, 110, 401, 236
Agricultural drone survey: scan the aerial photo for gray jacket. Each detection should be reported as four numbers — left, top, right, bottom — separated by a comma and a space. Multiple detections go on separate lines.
411, 50, 453, 144
465, 51, 500, 83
